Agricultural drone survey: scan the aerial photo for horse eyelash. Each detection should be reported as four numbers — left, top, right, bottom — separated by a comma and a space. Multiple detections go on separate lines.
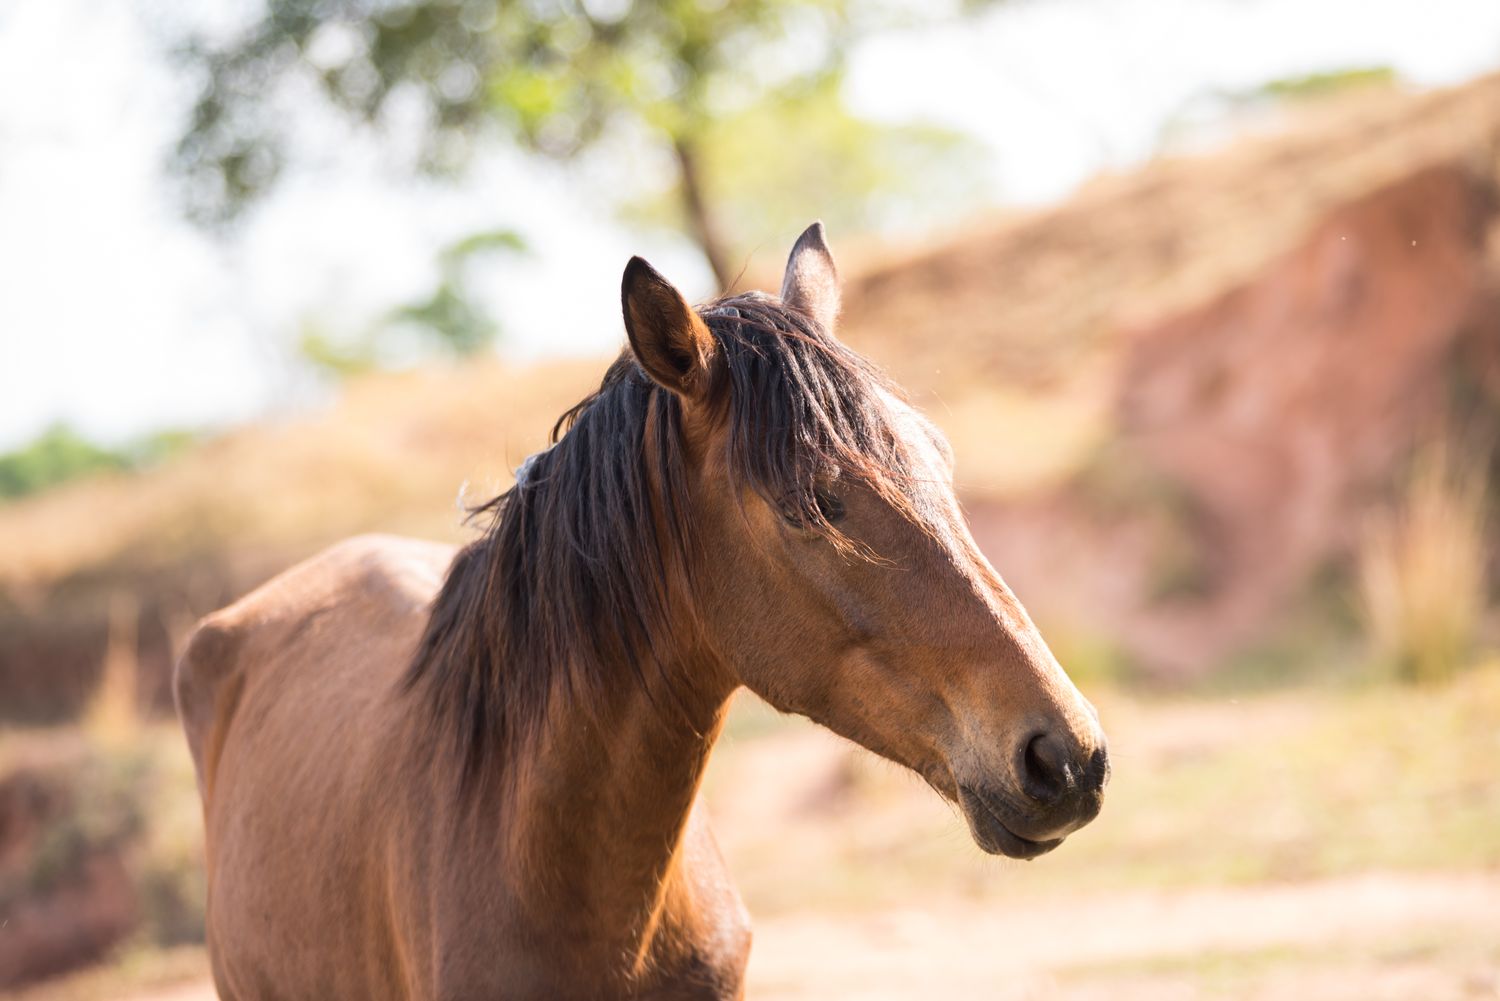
815, 488, 846, 524
777, 487, 846, 527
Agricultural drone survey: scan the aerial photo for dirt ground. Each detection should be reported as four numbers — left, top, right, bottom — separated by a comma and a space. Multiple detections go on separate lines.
747, 872, 1500, 1000
104, 871, 1500, 1001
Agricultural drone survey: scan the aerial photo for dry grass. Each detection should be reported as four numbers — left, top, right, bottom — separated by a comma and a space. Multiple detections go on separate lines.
6, 948, 208, 1001
81, 594, 145, 747
0, 359, 602, 594
1359, 440, 1492, 683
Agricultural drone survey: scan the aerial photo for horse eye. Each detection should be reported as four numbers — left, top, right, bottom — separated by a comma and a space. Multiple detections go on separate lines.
814, 488, 846, 525
777, 487, 846, 528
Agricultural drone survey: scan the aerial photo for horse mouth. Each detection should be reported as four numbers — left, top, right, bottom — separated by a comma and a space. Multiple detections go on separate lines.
957, 785, 1065, 861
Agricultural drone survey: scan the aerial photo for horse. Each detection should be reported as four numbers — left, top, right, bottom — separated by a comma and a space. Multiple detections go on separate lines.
175, 223, 1109, 1000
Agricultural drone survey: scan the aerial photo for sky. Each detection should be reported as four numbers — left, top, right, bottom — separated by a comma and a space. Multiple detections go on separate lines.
2, 0, 1499, 450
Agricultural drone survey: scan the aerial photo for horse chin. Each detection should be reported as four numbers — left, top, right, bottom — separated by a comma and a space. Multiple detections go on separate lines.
956, 785, 1065, 861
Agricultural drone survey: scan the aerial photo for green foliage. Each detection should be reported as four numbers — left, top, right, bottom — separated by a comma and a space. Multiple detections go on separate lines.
386, 227, 525, 356
297, 227, 524, 377
622, 75, 989, 259
442, 227, 525, 260
297, 326, 381, 379
0, 426, 128, 500
171, 0, 997, 284
1254, 66, 1398, 103
176, 0, 868, 209
0, 425, 196, 502
386, 283, 498, 357
1160, 65, 1400, 152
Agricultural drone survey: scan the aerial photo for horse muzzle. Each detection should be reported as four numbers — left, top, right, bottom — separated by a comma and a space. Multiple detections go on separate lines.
956, 784, 1068, 859
954, 732, 1109, 859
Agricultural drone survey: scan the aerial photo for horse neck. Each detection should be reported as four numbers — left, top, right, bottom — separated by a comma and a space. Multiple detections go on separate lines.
495, 643, 736, 963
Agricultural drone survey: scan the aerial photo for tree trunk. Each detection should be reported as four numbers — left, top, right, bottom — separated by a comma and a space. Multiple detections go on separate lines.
673, 137, 734, 293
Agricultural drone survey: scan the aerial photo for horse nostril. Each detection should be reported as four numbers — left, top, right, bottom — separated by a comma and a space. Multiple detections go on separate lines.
1089, 744, 1111, 791
1019, 732, 1071, 805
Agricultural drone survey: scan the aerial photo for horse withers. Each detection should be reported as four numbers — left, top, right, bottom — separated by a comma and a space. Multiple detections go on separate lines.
176, 223, 1108, 1000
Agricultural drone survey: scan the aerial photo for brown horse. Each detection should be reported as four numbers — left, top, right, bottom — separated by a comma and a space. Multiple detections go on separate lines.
176, 223, 1108, 1000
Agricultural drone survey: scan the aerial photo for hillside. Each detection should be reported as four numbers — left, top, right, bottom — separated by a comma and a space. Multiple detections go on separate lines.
838, 74, 1500, 673
3, 73, 1500, 715
0, 361, 601, 717
841, 72, 1500, 399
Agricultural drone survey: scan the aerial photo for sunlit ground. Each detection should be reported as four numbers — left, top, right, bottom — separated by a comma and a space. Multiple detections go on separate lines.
706, 665, 1500, 1000
10, 662, 1500, 1001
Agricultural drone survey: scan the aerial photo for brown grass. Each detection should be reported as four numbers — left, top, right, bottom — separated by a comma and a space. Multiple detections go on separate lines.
0, 360, 601, 595
1359, 440, 1492, 683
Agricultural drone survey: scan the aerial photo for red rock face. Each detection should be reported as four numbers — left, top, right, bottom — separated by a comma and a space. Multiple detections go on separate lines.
972, 165, 1499, 676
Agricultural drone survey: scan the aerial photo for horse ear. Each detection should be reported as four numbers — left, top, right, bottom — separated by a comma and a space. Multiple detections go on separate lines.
780, 221, 840, 332
621, 256, 715, 400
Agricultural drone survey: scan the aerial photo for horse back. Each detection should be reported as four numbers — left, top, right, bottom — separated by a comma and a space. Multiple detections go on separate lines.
173, 533, 453, 800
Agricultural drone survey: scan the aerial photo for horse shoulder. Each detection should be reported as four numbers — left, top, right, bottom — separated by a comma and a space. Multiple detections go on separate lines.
174, 607, 248, 800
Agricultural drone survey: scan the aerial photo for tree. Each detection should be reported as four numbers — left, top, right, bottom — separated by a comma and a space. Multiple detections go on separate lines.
621, 73, 988, 266
0, 425, 194, 501
173, 0, 992, 290
298, 228, 525, 376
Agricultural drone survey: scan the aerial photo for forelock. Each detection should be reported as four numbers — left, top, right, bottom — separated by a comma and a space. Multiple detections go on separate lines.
698, 292, 940, 550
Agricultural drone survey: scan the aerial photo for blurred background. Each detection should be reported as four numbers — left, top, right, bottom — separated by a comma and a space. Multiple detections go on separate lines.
2, 0, 1499, 998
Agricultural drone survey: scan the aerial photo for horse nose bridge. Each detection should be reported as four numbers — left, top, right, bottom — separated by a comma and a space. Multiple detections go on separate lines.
1022, 633, 1107, 751
1054, 688, 1108, 756
924, 539, 1107, 761
981, 647, 1109, 795
1000, 642, 1104, 745
947, 638, 1096, 747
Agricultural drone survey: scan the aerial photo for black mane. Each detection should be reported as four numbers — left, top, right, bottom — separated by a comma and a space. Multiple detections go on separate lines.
403, 292, 919, 791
